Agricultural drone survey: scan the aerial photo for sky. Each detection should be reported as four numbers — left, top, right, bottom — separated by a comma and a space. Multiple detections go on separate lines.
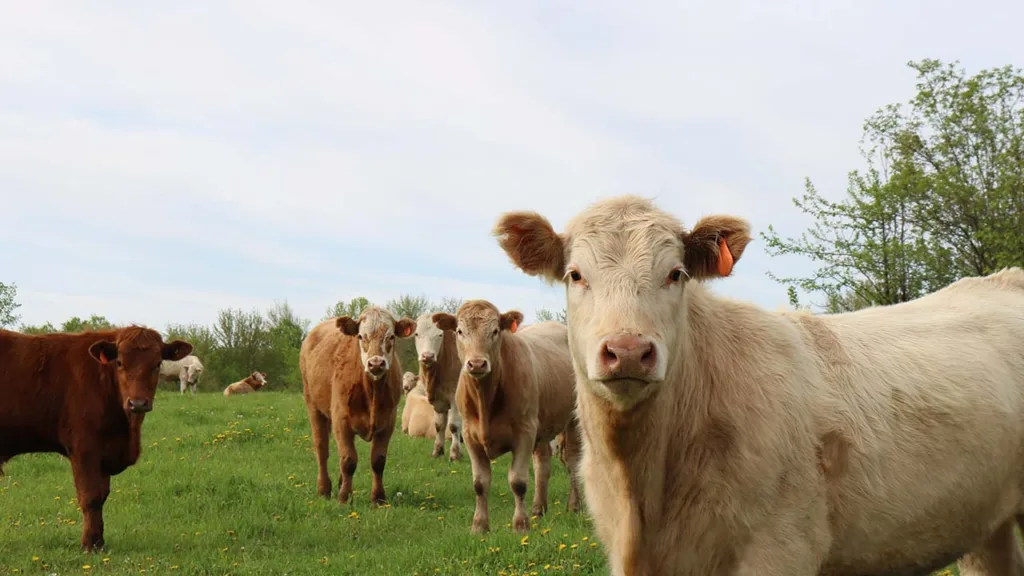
2, 0, 1022, 331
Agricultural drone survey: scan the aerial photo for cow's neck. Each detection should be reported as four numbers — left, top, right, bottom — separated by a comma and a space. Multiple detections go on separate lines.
99, 370, 145, 469
579, 289, 725, 575
419, 361, 442, 397
466, 351, 508, 437
362, 361, 398, 430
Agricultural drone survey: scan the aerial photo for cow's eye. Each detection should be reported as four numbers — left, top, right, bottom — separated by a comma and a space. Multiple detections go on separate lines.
569, 270, 582, 282
116, 359, 123, 368
668, 268, 683, 283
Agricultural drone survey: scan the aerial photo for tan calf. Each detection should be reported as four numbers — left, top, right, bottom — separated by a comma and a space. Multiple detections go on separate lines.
413, 314, 464, 461
495, 195, 1024, 576
300, 306, 415, 505
433, 300, 582, 534
222, 371, 266, 396
401, 383, 437, 438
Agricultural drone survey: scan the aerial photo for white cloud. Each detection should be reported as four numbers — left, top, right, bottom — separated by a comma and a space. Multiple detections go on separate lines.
1, 0, 1021, 327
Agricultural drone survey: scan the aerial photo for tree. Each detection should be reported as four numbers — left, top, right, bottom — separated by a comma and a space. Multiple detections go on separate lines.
0, 282, 20, 327
213, 308, 270, 381
264, 301, 310, 388
324, 297, 372, 320
436, 296, 463, 314
19, 321, 56, 335
386, 293, 432, 320
763, 59, 1023, 312
61, 314, 116, 333
535, 307, 567, 324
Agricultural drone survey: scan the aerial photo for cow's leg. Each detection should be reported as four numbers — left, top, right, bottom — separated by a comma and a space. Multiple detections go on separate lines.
466, 438, 491, 533
306, 406, 331, 498
179, 378, 186, 394
431, 409, 448, 458
70, 454, 111, 552
531, 439, 552, 518
958, 519, 1024, 576
509, 433, 536, 533
562, 419, 582, 513
369, 426, 393, 506
334, 420, 358, 505
447, 405, 463, 462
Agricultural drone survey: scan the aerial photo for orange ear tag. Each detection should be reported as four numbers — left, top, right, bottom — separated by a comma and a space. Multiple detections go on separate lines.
510, 320, 518, 333
99, 350, 109, 364
717, 238, 734, 277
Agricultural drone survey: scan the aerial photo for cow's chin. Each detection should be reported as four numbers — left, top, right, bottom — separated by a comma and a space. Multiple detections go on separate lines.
587, 377, 661, 411
366, 369, 387, 381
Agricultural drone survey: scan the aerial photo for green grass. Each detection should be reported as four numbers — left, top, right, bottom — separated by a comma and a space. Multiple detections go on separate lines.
0, 391, 604, 575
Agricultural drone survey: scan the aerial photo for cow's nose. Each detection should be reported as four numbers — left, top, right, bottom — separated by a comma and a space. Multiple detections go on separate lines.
598, 334, 656, 380
420, 351, 436, 364
465, 358, 488, 375
367, 357, 386, 371
127, 398, 152, 413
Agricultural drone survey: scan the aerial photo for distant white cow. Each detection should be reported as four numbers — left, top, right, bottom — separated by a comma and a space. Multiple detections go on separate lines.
159, 355, 204, 394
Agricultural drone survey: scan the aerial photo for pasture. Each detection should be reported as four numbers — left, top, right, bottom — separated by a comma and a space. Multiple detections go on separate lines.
0, 390, 603, 575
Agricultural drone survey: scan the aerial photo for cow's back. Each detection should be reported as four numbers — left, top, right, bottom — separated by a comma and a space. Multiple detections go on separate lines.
792, 269, 1024, 572
518, 321, 575, 441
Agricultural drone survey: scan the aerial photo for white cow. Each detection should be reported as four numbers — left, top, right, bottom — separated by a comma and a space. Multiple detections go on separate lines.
159, 354, 204, 394
495, 195, 1024, 576
412, 314, 464, 461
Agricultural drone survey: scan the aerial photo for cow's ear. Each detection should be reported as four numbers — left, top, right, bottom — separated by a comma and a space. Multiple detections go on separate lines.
162, 340, 193, 361
681, 215, 751, 280
500, 310, 524, 333
493, 211, 566, 285
432, 313, 457, 332
337, 316, 360, 336
394, 318, 416, 338
89, 340, 119, 365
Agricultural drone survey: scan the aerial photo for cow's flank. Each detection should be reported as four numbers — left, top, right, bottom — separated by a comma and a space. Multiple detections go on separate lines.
0, 326, 191, 551
495, 195, 1024, 575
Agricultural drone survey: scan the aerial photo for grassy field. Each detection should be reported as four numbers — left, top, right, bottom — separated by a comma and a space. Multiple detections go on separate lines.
0, 390, 604, 575
0, 390, 965, 576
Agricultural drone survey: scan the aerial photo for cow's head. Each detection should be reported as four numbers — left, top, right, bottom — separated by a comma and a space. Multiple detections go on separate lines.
413, 313, 450, 403
403, 371, 419, 394
250, 371, 267, 390
432, 300, 522, 381
493, 195, 750, 410
337, 306, 416, 380
88, 326, 193, 415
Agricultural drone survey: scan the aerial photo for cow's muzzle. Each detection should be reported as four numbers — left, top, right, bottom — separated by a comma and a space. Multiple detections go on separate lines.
464, 357, 490, 377
126, 398, 153, 413
594, 333, 657, 382
367, 356, 387, 378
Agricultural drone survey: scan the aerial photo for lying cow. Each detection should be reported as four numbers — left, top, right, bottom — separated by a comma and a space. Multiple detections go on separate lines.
0, 326, 192, 551
222, 371, 267, 396
412, 313, 464, 461
401, 373, 441, 439
300, 306, 415, 505
159, 354, 204, 394
433, 300, 582, 534
494, 194, 1024, 575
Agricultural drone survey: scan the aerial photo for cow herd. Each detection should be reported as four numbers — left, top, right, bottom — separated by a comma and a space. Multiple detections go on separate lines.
3, 195, 1024, 575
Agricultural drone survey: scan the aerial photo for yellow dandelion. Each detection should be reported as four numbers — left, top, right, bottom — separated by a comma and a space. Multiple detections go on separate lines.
521, 535, 530, 546
31, 556, 39, 562
558, 543, 567, 551
82, 565, 91, 570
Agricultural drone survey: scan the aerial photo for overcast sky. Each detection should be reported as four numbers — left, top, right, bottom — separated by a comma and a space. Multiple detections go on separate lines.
2, 0, 1022, 330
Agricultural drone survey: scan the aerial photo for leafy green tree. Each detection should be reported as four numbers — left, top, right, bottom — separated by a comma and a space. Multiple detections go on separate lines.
61, 315, 117, 333
19, 321, 57, 335
263, 301, 309, 388
323, 297, 372, 320
764, 58, 1023, 312
0, 282, 21, 328
386, 293, 432, 320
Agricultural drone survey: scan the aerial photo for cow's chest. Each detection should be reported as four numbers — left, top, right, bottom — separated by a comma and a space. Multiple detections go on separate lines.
467, 416, 518, 459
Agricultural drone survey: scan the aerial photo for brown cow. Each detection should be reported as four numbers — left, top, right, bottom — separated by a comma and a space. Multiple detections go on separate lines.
0, 326, 192, 551
433, 300, 582, 534
413, 313, 464, 461
495, 195, 1024, 575
300, 305, 416, 505
222, 371, 267, 396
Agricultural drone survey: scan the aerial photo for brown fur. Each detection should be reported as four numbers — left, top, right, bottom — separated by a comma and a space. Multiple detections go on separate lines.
495, 195, 1024, 575
0, 326, 191, 551
300, 306, 415, 505
432, 299, 583, 534
402, 383, 449, 438
222, 371, 267, 397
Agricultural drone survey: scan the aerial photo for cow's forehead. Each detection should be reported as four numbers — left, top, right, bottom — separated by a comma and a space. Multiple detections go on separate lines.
358, 309, 395, 339
566, 198, 685, 272
416, 316, 442, 336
